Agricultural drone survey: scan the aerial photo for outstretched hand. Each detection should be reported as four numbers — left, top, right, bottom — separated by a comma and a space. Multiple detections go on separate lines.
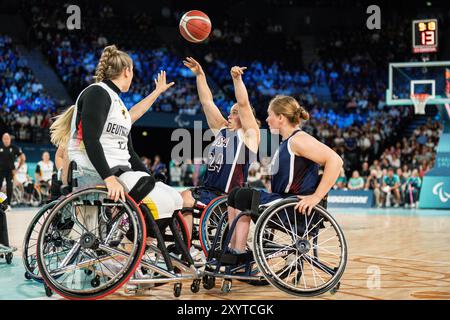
154, 70, 175, 94
230, 66, 247, 79
183, 57, 204, 76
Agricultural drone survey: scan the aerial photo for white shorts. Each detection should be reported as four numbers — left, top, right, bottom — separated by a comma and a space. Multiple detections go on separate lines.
118, 171, 183, 220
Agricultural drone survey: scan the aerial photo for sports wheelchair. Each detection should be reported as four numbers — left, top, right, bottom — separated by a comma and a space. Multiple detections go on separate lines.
33, 162, 347, 299
179, 188, 225, 257
200, 189, 348, 297
34, 162, 204, 299
11, 182, 43, 207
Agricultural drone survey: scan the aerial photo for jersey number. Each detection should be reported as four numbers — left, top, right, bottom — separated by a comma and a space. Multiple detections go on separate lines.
118, 141, 126, 150
208, 152, 223, 173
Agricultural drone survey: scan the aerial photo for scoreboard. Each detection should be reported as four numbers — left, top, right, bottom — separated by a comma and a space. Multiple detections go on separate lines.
412, 19, 438, 53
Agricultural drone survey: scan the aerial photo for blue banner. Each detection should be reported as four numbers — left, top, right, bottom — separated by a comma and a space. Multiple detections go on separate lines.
419, 176, 450, 209
419, 104, 450, 209
327, 190, 374, 208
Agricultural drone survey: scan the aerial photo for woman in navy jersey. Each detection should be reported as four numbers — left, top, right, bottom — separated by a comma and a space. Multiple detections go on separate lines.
181, 58, 260, 254
228, 95, 343, 254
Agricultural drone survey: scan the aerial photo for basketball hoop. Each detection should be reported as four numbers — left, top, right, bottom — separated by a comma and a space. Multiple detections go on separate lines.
411, 93, 431, 115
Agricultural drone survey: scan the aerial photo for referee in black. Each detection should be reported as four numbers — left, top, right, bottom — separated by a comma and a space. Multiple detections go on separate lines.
0, 133, 25, 207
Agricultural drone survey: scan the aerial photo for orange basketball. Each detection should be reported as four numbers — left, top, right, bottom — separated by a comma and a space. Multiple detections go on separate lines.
179, 10, 212, 43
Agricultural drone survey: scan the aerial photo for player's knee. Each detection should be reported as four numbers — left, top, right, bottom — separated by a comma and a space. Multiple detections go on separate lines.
181, 189, 195, 207
161, 183, 183, 212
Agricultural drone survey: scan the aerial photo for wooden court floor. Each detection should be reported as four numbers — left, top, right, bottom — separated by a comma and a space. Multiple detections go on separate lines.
3, 207, 450, 300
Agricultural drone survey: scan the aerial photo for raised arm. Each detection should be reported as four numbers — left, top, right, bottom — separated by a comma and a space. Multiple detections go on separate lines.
230, 66, 260, 153
183, 57, 227, 132
129, 71, 175, 124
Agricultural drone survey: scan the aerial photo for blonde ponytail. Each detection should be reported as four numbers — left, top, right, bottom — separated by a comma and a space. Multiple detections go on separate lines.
94, 45, 133, 82
50, 105, 75, 147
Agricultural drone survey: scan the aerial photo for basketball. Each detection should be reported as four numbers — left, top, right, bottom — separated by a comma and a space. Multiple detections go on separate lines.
179, 10, 211, 43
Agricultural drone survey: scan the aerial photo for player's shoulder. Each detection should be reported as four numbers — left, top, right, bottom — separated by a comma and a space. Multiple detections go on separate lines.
290, 130, 314, 145
81, 84, 111, 101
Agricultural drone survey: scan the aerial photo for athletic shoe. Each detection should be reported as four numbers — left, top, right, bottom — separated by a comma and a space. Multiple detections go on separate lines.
393, 203, 399, 208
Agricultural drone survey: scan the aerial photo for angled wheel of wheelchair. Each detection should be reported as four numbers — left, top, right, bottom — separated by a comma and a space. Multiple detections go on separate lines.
36, 187, 147, 300
30, 186, 42, 207
22, 200, 59, 282
253, 198, 347, 297
199, 196, 228, 255
200, 196, 274, 286
11, 185, 23, 206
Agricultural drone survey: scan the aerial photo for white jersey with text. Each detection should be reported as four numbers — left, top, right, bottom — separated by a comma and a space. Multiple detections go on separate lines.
68, 82, 132, 173
36, 160, 54, 182
15, 161, 28, 184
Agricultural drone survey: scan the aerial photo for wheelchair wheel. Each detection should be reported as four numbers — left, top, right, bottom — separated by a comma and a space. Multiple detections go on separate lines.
36, 187, 147, 300
11, 185, 23, 206
253, 199, 347, 297
199, 196, 228, 255
30, 186, 42, 207
22, 200, 58, 281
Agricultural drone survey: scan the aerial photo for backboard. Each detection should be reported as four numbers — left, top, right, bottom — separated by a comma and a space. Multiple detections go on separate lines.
386, 61, 450, 108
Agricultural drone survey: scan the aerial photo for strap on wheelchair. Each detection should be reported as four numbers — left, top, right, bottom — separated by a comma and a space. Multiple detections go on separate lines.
210, 249, 253, 266
181, 207, 195, 214
67, 161, 78, 188
250, 190, 261, 215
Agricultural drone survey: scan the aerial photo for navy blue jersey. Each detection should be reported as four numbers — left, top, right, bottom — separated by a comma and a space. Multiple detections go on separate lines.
203, 128, 255, 193
270, 130, 319, 195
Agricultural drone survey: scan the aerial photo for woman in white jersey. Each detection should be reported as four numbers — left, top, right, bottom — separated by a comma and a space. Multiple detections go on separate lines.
66, 45, 183, 221
35, 152, 55, 185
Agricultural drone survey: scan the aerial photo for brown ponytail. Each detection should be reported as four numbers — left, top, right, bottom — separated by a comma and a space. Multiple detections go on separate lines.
269, 95, 309, 125
94, 45, 133, 82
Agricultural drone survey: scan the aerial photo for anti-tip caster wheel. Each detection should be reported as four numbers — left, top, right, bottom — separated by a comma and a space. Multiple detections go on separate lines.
330, 282, 341, 295
91, 275, 101, 288
221, 279, 232, 293
174, 283, 182, 297
5, 252, 13, 264
191, 280, 201, 293
44, 284, 53, 297
24, 272, 32, 280
125, 284, 138, 295
203, 275, 215, 290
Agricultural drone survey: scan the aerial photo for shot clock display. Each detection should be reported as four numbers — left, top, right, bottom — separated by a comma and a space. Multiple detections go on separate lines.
412, 19, 438, 53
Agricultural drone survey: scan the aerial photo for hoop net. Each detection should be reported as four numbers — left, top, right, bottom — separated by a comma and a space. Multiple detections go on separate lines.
411, 93, 431, 115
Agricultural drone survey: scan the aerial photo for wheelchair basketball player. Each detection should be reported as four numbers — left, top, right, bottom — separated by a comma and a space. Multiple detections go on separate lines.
180, 58, 260, 260
52, 45, 183, 269
227, 95, 343, 255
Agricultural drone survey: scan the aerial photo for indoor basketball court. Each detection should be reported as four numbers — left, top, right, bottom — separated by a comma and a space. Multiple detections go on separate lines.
2, 207, 450, 300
